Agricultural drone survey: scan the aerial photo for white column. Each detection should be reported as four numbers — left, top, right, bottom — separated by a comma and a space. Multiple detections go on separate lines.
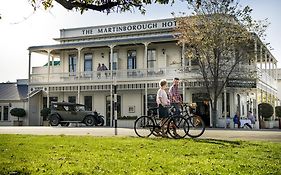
275, 61, 278, 81
145, 83, 148, 116
182, 81, 185, 102
77, 47, 82, 79
51, 56, 54, 73
47, 50, 51, 108
27, 50, 32, 125
224, 87, 227, 128
260, 45, 263, 70
77, 85, 80, 104
264, 50, 267, 73
109, 45, 115, 127
255, 89, 259, 129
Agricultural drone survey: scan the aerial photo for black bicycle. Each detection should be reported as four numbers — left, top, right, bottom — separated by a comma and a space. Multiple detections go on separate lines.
180, 103, 205, 138
134, 107, 189, 139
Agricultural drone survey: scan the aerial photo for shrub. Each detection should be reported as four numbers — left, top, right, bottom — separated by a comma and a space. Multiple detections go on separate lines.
275, 106, 281, 119
10, 108, 26, 121
40, 108, 51, 121
258, 103, 273, 119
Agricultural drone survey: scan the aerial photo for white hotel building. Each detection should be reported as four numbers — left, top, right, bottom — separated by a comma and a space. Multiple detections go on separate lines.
27, 18, 278, 128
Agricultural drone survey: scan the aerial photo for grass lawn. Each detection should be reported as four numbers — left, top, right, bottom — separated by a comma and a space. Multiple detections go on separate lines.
0, 135, 280, 175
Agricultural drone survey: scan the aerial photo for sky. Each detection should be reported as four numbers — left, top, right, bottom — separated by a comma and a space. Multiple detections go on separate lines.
0, 0, 280, 83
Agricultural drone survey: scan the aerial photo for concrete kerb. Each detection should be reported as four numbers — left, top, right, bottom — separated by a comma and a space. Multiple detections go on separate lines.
0, 126, 280, 142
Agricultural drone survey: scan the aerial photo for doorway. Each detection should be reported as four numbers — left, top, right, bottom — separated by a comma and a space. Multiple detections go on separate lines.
192, 93, 210, 127
106, 95, 121, 126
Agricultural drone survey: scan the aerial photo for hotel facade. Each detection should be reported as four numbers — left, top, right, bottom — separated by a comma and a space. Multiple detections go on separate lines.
27, 18, 279, 128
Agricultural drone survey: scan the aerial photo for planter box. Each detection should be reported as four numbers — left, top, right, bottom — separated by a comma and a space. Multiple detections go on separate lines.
117, 120, 135, 128
264, 121, 274, 129
43, 121, 50, 126
13, 121, 23, 126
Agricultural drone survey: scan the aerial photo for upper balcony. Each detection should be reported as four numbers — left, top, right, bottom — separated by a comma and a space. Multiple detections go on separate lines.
30, 66, 201, 85
30, 63, 277, 92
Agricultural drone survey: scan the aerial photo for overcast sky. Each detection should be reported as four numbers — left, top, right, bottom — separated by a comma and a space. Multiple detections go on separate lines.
0, 0, 280, 83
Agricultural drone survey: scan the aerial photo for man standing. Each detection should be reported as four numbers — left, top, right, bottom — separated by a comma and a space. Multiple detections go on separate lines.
169, 77, 182, 116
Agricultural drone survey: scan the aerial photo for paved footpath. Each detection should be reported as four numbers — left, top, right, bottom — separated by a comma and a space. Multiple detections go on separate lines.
0, 126, 280, 142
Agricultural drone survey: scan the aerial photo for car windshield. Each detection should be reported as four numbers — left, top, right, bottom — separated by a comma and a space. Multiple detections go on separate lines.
76, 105, 86, 111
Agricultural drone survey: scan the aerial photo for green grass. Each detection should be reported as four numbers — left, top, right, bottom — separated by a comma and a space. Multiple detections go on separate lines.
0, 135, 280, 175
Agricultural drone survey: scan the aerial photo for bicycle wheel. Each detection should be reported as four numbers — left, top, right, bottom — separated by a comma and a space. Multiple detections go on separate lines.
167, 116, 189, 139
134, 116, 154, 137
186, 115, 205, 138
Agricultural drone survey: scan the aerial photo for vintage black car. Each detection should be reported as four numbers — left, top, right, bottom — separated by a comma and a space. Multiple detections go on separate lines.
49, 102, 104, 126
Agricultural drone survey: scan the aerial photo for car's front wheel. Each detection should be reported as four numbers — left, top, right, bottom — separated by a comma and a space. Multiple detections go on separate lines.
84, 115, 95, 126
49, 114, 60, 126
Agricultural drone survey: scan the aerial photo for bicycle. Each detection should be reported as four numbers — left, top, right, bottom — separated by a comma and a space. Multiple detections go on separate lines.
134, 106, 189, 139
180, 103, 206, 138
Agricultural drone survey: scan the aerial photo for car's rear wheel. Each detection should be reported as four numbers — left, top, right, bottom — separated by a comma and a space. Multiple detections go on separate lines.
49, 114, 60, 126
84, 115, 95, 126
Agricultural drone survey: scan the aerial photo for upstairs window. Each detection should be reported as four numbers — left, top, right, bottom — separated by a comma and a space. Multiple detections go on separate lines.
69, 54, 77, 74
84, 54, 93, 72
147, 49, 156, 69
127, 50, 137, 69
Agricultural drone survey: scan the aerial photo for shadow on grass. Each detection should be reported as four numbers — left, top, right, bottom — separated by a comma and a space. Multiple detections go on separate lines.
190, 138, 242, 146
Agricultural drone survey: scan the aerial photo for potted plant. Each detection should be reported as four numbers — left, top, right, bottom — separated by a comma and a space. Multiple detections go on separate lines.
258, 103, 273, 129
10, 108, 26, 126
40, 108, 51, 126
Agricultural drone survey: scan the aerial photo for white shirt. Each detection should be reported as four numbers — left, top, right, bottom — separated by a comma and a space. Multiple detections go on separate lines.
156, 88, 170, 106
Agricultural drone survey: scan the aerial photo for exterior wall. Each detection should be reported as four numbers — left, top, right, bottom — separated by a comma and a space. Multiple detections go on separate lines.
27, 18, 279, 128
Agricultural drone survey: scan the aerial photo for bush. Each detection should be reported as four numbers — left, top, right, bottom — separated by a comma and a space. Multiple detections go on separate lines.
258, 103, 273, 119
10, 108, 26, 121
40, 108, 51, 121
275, 106, 281, 119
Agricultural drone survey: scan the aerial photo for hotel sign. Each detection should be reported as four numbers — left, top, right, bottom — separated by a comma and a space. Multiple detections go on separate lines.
60, 19, 176, 38
227, 79, 256, 88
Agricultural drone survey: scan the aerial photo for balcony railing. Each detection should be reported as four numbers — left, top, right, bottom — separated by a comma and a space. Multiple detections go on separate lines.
30, 65, 277, 89
30, 67, 191, 84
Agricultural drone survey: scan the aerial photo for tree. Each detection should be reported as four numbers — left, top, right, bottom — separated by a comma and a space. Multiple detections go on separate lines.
275, 106, 281, 118
30, 0, 201, 14
175, 0, 268, 127
10, 108, 26, 121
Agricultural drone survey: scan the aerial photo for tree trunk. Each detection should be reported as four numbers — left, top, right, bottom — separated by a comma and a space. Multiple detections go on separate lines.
211, 109, 218, 128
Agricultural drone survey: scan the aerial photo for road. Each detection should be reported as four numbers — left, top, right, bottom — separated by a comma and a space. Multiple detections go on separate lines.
0, 126, 280, 142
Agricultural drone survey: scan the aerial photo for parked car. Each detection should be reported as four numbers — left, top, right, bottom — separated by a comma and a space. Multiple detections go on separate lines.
48, 102, 104, 126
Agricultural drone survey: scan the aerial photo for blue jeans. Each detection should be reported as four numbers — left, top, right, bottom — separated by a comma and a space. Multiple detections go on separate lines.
171, 103, 181, 116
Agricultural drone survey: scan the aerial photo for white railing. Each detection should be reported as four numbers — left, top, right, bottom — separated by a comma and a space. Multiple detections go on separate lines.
30, 67, 199, 84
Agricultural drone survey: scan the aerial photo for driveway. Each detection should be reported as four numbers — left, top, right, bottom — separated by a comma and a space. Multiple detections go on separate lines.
0, 126, 280, 142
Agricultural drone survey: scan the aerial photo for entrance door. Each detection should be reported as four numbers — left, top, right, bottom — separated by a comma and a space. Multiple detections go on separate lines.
106, 95, 121, 126
192, 93, 210, 127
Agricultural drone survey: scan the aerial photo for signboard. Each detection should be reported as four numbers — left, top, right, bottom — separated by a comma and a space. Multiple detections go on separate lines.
60, 18, 176, 38
227, 79, 256, 88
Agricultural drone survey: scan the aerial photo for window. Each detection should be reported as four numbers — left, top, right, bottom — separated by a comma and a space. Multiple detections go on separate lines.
4, 106, 9, 121
68, 96, 76, 103
109, 51, 118, 70
221, 93, 230, 114
84, 96, 92, 111
127, 50, 137, 69
143, 94, 158, 114
147, 49, 156, 69
69, 54, 77, 74
84, 54, 93, 72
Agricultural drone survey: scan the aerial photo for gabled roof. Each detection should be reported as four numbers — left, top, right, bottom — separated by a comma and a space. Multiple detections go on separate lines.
0, 82, 28, 101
